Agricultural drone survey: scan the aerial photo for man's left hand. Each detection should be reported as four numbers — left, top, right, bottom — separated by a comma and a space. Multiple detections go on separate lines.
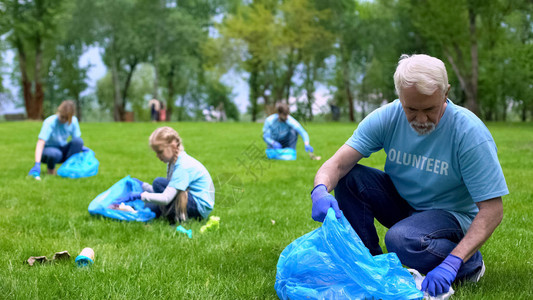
421, 254, 463, 296
305, 144, 314, 153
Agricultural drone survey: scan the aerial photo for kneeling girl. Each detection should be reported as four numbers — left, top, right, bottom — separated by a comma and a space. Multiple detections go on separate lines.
131, 127, 215, 223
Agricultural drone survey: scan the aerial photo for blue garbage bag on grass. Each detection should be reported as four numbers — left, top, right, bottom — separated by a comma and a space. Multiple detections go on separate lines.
275, 208, 423, 300
88, 176, 156, 222
58, 147, 99, 178
266, 148, 296, 160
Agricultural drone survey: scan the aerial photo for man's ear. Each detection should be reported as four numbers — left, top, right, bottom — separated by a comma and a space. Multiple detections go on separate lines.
444, 84, 451, 100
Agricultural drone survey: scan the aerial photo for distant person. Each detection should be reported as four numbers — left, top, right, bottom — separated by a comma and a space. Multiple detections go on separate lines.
311, 54, 508, 296
263, 103, 314, 153
330, 103, 340, 121
148, 98, 161, 122
28, 100, 84, 178
159, 102, 167, 122
121, 127, 215, 223
216, 102, 227, 121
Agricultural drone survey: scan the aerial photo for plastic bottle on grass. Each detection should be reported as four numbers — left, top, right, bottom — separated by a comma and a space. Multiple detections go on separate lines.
200, 216, 220, 233
75, 247, 95, 267
176, 225, 193, 238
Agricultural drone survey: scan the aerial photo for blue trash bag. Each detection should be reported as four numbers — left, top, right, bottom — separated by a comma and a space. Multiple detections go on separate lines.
275, 208, 424, 300
88, 176, 156, 222
57, 147, 99, 178
266, 148, 297, 160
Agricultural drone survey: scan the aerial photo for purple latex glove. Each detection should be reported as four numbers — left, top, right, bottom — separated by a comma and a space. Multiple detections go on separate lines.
28, 162, 41, 177
311, 184, 342, 222
421, 254, 463, 296
132, 178, 143, 186
115, 192, 142, 204
305, 144, 314, 153
272, 141, 282, 149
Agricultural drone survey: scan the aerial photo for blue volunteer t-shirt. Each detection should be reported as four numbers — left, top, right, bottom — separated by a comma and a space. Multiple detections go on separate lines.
263, 114, 309, 145
38, 115, 81, 147
346, 99, 508, 233
168, 151, 215, 219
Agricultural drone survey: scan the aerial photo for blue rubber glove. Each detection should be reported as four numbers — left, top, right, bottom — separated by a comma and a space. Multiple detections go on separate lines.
421, 254, 463, 297
28, 162, 41, 177
132, 178, 143, 186
272, 141, 282, 149
115, 192, 142, 204
305, 144, 314, 153
311, 184, 342, 222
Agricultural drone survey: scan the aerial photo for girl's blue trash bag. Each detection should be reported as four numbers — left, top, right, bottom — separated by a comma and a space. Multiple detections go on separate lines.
57, 147, 99, 178
275, 208, 424, 300
266, 148, 296, 160
88, 176, 156, 222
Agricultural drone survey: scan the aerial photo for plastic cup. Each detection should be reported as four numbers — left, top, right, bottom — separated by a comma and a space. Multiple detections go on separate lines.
75, 247, 95, 267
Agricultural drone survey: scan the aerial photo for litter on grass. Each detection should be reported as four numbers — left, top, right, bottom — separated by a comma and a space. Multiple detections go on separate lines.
26, 251, 71, 266
176, 225, 193, 239
75, 248, 95, 267
200, 216, 220, 233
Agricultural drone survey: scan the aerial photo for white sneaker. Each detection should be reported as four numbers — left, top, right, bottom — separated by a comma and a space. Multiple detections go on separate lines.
466, 260, 486, 282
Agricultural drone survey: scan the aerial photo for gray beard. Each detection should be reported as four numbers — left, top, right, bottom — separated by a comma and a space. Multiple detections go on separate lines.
410, 121, 436, 135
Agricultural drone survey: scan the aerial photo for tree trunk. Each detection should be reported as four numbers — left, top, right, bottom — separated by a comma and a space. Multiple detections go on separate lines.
17, 39, 35, 119
33, 35, 44, 120
305, 62, 315, 121
166, 65, 175, 121
444, 8, 479, 116
75, 94, 82, 122
342, 58, 355, 122
111, 51, 124, 121
178, 95, 186, 121
249, 65, 259, 122
466, 6, 479, 116
153, 51, 159, 100
121, 60, 138, 114
283, 48, 297, 103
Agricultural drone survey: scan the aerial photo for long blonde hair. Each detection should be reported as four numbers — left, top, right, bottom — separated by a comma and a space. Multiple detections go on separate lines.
149, 126, 184, 152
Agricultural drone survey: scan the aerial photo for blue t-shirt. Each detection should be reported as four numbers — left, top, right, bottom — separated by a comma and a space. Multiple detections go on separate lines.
168, 152, 215, 219
346, 99, 508, 233
38, 115, 81, 147
263, 114, 309, 145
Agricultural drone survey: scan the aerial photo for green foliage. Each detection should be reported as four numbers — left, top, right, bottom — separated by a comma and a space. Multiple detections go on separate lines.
2, 0, 533, 122
1, 122, 533, 298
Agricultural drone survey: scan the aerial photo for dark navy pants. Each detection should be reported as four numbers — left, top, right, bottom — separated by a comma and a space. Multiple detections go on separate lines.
41, 137, 84, 170
144, 177, 202, 221
334, 164, 484, 279
268, 129, 298, 149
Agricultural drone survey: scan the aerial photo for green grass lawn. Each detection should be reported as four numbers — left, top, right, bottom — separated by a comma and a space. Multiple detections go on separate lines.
0, 121, 532, 299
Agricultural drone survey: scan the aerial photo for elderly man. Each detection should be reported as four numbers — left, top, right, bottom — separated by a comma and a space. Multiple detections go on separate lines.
263, 103, 314, 153
311, 54, 508, 296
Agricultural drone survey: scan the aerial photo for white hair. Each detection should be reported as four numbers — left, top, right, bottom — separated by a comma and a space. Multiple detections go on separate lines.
394, 54, 448, 97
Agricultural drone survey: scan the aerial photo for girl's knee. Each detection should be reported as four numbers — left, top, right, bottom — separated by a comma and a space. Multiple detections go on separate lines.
152, 177, 168, 192
72, 137, 83, 143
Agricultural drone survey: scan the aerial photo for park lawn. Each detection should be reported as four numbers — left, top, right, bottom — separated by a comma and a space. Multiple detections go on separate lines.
0, 121, 532, 299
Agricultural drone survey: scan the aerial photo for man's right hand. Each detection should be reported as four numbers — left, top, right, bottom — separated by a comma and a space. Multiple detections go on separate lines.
311, 184, 342, 222
28, 162, 41, 177
272, 141, 282, 149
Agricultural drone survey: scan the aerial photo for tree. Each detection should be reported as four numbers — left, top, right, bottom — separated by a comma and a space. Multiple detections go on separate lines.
84, 0, 153, 121
400, 0, 498, 116
0, 0, 70, 119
